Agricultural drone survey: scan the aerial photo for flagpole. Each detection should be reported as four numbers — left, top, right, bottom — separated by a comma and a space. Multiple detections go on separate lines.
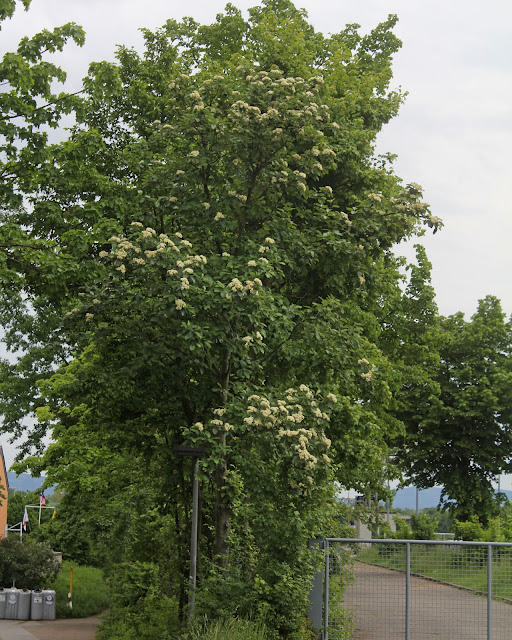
39, 489, 46, 524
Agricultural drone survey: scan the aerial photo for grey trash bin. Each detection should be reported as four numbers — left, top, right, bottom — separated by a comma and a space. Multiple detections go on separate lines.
31, 589, 44, 620
0, 587, 6, 619
5, 588, 19, 619
17, 589, 31, 620
42, 589, 56, 620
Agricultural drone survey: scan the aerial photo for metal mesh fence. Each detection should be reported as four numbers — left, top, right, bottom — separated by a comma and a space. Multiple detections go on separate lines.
324, 539, 512, 640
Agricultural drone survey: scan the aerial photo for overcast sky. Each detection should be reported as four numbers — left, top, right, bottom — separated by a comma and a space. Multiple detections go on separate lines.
1, 0, 511, 475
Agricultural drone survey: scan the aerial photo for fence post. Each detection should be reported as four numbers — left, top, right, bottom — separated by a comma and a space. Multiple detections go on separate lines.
324, 540, 330, 640
308, 539, 324, 638
405, 541, 411, 640
487, 544, 492, 640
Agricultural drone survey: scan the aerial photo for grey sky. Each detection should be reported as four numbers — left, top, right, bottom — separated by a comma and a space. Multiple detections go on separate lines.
1, 0, 511, 475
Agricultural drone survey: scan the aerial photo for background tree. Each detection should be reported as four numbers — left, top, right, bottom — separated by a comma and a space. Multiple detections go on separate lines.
397, 295, 512, 521
0, 0, 85, 460
0, 0, 84, 271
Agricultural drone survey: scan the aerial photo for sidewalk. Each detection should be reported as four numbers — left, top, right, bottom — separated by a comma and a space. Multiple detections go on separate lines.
0, 616, 101, 640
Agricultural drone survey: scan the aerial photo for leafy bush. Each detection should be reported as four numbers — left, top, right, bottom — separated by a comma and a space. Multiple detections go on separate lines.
410, 512, 438, 540
393, 518, 412, 539
49, 561, 109, 618
96, 590, 179, 640
107, 561, 161, 609
0, 538, 60, 589
96, 561, 180, 640
453, 515, 487, 541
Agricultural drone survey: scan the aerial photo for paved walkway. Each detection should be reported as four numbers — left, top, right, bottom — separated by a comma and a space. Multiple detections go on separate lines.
0, 616, 101, 640
341, 563, 512, 639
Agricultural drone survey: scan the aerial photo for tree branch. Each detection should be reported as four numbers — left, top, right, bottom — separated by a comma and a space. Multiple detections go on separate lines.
0, 89, 84, 123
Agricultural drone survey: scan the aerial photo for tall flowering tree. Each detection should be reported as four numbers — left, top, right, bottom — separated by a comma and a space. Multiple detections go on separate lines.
2, 0, 443, 631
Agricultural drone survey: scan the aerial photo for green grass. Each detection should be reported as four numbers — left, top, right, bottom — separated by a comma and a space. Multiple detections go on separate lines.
358, 545, 512, 600
185, 618, 270, 640
49, 561, 109, 618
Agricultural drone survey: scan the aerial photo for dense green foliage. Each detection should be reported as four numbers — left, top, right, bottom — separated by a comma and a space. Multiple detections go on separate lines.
419, 507, 454, 534
453, 505, 512, 543
96, 562, 179, 639
0, 0, 511, 637
0, 537, 59, 588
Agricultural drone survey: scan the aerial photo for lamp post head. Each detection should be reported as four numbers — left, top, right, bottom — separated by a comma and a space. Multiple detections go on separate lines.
173, 445, 205, 458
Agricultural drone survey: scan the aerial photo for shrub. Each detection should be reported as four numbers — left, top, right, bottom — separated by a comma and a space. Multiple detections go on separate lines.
95, 561, 180, 640
393, 518, 412, 539
410, 513, 438, 540
0, 537, 60, 589
96, 590, 179, 640
453, 515, 485, 541
194, 554, 318, 640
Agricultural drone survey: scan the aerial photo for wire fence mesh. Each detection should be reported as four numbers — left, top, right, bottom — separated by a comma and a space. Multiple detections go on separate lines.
324, 539, 512, 640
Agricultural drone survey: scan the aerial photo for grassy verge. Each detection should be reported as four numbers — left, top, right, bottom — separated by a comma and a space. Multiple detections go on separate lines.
185, 618, 270, 640
358, 545, 512, 600
328, 574, 354, 640
49, 561, 109, 618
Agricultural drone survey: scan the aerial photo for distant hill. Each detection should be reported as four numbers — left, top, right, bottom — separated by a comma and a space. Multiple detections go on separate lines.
392, 486, 512, 510
7, 472, 52, 494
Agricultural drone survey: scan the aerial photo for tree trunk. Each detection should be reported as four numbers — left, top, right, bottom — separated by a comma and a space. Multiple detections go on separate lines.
213, 432, 230, 565
213, 350, 231, 565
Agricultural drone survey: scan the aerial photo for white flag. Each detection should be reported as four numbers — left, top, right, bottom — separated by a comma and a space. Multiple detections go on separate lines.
22, 508, 29, 532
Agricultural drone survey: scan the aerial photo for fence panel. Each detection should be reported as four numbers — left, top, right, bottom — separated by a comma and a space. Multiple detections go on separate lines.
324, 539, 512, 640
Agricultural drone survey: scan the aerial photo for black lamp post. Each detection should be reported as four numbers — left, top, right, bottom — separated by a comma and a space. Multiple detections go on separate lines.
174, 445, 204, 621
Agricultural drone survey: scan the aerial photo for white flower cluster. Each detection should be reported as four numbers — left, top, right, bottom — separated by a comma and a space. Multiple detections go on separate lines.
241, 330, 264, 350
166, 69, 340, 203
227, 276, 264, 296
358, 359, 377, 382
246, 387, 333, 492
257, 236, 276, 255
99, 227, 208, 314
224, 239, 273, 299
227, 190, 247, 203
225, 69, 333, 144
383, 184, 444, 232
428, 214, 444, 228
186, 386, 336, 495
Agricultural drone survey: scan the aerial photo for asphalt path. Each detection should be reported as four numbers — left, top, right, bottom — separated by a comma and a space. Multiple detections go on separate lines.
0, 616, 101, 640
342, 563, 512, 639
